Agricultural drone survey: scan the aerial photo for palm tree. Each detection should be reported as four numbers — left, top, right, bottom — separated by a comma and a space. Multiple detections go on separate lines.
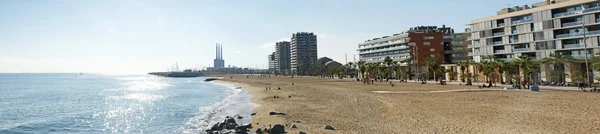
458, 60, 468, 83
541, 52, 574, 83
501, 62, 518, 84
448, 68, 458, 82
590, 55, 600, 72
424, 55, 440, 81
494, 59, 506, 84
516, 55, 533, 89
400, 58, 413, 80
357, 61, 366, 79
392, 62, 402, 80
383, 56, 394, 79
478, 61, 496, 86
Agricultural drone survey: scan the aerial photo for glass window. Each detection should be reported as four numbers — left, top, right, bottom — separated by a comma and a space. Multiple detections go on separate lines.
430, 48, 435, 51
424, 36, 434, 40
424, 42, 431, 46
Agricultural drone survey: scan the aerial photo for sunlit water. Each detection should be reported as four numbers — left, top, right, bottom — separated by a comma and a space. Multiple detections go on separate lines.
0, 73, 257, 134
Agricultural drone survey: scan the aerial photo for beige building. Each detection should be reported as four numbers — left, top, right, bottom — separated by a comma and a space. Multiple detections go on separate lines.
467, 0, 600, 83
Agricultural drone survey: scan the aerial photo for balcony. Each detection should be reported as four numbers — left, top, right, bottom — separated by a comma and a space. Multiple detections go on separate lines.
359, 46, 409, 54
571, 54, 594, 59
513, 48, 531, 52
555, 32, 583, 38
496, 58, 516, 62
359, 39, 408, 49
553, 10, 580, 18
466, 36, 472, 40
468, 52, 473, 55
494, 50, 506, 53
451, 44, 467, 47
563, 43, 585, 49
444, 49, 469, 54
512, 19, 532, 25
492, 32, 505, 36
562, 21, 583, 27
497, 23, 505, 27
492, 41, 503, 45
597, 18, 600, 23
584, 6, 600, 13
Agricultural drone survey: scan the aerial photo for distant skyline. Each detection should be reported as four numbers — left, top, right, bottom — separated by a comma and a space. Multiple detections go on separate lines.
0, 0, 540, 73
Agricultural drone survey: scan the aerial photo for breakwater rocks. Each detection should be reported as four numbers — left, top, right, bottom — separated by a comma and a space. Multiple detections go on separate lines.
205, 116, 252, 134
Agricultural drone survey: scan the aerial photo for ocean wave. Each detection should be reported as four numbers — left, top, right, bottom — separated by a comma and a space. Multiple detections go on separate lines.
177, 82, 258, 133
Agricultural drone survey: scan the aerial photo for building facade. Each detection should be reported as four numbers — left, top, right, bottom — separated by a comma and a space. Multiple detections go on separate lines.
268, 52, 277, 72
275, 41, 291, 72
357, 26, 450, 66
467, 0, 600, 83
290, 32, 318, 75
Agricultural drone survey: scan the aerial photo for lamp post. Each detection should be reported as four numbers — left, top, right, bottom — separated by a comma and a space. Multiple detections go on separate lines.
578, 10, 592, 87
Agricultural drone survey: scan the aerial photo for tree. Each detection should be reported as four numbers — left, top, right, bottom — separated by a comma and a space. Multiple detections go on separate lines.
424, 55, 441, 81
458, 60, 468, 82
448, 68, 458, 82
501, 62, 518, 84
478, 61, 496, 85
357, 61, 366, 79
383, 56, 394, 80
541, 52, 574, 83
400, 58, 413, 80
494, 59, 506, 84
516, 55, 534, 89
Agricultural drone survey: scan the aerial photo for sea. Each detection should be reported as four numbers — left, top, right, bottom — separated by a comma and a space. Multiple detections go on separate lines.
0, 73, 257, 134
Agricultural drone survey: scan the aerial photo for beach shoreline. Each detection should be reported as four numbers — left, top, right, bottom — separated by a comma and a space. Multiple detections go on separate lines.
209, 74, 600, 133
214, 79, 291, 133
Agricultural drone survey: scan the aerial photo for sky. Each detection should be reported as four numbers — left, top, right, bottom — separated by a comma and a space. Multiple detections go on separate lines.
0, 0, 540, 74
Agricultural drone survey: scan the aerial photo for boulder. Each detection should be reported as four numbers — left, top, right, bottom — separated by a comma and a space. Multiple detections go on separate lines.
255, 128, 263, 133
218, 123, 227, 130
291, 124, 298, 128
210, 123, 221, 131
324, 125, 335, 130
299, 131, 307, 134
225, 123, 237, 129
270, 124, 286, 133
237, 116, 243, 119
225, 118, 237, 124
269, 112, 286, 115
251, 112, 257, 116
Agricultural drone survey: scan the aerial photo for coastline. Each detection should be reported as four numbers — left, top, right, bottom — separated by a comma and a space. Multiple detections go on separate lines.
207, 74, 600, 133
213, 80, 291, 133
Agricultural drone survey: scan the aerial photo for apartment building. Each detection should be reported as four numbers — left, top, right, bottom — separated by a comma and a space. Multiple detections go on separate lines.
358, 26, 455, 67
290, 32, 318, 75
268, 52, 277, 72
467, 0, 600, 83
275, 41, 291, 72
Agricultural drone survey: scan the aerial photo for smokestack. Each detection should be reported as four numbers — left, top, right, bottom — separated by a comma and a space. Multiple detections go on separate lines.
216, 44, 219, 59
220, 44, 223, 60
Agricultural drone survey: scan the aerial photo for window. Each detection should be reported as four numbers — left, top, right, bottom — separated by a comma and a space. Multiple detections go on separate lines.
430, 48, 435, 51
424, 36, 434, 40
423, 42, 431, 46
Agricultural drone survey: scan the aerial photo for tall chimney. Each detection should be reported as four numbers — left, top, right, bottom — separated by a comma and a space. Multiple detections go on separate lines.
216, 44, 219, 59
220, 44, 223, 59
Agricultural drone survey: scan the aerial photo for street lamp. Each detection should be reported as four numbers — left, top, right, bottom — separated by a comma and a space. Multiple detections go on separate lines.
577, 10, 592, 87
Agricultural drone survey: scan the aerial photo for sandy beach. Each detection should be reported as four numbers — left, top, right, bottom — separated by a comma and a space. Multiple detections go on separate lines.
214, 75, 600, 133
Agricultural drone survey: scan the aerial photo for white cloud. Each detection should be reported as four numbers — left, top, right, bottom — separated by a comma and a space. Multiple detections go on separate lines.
259, 38, 290, 49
